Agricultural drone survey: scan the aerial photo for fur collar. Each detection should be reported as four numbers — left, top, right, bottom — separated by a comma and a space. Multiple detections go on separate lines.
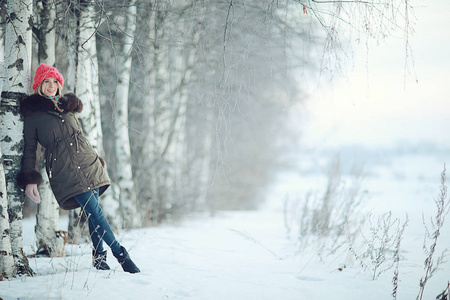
20, 93, 83, 116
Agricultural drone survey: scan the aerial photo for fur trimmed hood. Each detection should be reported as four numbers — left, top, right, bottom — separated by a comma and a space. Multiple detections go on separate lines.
20, 93, 83, 116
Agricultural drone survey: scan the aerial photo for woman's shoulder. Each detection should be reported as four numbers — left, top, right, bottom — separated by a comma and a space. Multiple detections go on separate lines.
20, 94, 53, 116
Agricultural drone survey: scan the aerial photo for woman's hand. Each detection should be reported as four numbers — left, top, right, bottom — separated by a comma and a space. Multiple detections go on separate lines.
25, 184, 41, 203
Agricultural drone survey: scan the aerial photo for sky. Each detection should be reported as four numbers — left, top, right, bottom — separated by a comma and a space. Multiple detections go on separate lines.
300, 0, 450, 149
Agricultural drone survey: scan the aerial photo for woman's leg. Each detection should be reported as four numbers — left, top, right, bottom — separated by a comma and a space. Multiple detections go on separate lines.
74, 189, 121, 254
74, 189, 140, 273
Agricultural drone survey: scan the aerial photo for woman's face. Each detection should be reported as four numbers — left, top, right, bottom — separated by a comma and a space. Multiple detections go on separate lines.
41, 77, 59, 97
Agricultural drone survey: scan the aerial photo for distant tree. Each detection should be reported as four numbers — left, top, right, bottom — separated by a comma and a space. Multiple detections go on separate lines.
298, 0, 415, 76
189, 0, 310, 211
112, 0, 140, 228
142, 2, 203, 223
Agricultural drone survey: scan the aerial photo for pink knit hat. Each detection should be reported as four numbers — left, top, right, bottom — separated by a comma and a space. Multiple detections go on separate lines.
32, 64, 64, 90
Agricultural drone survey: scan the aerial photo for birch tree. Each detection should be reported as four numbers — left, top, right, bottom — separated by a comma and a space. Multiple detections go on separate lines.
0, 146, 14, 278
113, 0, 140, 228
127, 3, 153, 222
0, 0, 34, 276
75, 1, 101, 150
146, 4, 170, 223
35, 151, 63, 256
166, 8, 202, 216
32, 0, 66, 257
0, 1, 5, 93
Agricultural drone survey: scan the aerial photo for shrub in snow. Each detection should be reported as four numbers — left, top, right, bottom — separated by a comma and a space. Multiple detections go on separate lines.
349, 211, 408, 280
418, 165, 450, 300
283, 157, 367, 258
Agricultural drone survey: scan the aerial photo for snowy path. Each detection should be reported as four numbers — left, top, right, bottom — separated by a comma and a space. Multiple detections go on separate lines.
1, 208, 448, 300
2, 211, 310, 300
1, 149, 450, 299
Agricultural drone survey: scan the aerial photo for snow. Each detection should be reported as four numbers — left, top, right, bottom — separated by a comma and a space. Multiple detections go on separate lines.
1, 145, 450, 300
2, 2, 450, 298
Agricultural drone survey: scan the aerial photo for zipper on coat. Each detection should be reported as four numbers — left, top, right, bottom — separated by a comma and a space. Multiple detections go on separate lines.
49, 137, 61, 179
49, 152, 53, 178
73, 132, 80, 153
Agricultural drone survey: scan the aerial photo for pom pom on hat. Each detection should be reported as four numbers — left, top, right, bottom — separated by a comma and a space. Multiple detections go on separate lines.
32, 64, 64, 90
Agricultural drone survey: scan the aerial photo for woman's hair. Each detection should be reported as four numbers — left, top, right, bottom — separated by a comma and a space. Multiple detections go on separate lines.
34, 80, 63, 98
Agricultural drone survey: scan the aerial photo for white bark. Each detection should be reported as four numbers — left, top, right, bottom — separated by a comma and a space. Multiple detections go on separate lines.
35, 163, 64, 256
34, 146, 63, 257
0, 0, 34, 276
114, 0, 140, 229
76, 1, 101, 151
0, 14, 5, 94
36, 0, 56, 65
34, 0, 64, 258
0, 146, 15, 278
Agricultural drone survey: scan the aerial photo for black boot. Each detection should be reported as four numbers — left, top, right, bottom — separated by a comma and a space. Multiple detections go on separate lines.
93, 250, 110, 270
113, 246, 140, 273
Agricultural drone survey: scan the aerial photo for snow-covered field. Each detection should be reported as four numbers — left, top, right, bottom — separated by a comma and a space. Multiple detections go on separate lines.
1, 143, 449, 300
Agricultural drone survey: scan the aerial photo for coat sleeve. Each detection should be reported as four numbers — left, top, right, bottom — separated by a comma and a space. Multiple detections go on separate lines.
16, 117, 42, 189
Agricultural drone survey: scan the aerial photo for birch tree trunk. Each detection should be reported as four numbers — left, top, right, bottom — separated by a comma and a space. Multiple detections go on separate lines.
114, 0, 140, 229
171, 10, 205, 213
35, 157, 63, 256
76, 0, 121, 231
146, 5, 166, 224
0, 0, 34, 276
0, 146, 15, 278
0, 3, 5, 94
128, 4, 152, 225
186, 4, 214, 212
75, 2, 101, 151
34, 0, 65, 258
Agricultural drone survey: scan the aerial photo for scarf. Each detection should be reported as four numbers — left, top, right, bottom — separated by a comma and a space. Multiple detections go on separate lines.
49, 95, 64, 113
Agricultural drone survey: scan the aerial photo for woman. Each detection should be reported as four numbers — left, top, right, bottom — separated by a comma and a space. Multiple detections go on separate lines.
16, 64, 140, 274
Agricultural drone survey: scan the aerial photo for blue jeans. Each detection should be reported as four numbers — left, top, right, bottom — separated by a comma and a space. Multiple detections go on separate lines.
74, 189, 121, 254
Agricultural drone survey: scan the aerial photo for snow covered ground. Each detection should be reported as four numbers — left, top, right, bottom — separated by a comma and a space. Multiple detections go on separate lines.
1, 143, 450, 300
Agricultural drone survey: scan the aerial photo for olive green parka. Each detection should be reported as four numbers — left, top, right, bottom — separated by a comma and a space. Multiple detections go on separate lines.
16, 93, 110, 210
